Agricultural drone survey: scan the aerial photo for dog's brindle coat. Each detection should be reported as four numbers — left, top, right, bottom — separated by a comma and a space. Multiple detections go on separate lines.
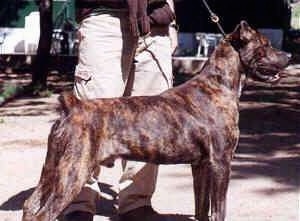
22, 21, 290, 221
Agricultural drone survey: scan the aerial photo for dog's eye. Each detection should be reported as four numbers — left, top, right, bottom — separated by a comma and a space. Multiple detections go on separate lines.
256, 47, 265, 57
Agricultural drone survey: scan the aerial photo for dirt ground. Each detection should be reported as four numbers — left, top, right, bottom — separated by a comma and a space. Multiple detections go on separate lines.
0, 66, 299, 221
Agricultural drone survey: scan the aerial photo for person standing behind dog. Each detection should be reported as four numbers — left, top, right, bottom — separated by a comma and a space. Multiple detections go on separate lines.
59, 0, 177, 221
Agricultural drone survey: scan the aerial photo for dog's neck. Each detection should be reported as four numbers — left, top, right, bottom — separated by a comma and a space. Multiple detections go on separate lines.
196, 40, 244, 97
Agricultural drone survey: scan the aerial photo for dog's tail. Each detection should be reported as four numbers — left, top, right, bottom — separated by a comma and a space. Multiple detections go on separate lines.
22, 117, 94, 221
58, 92, 81, 116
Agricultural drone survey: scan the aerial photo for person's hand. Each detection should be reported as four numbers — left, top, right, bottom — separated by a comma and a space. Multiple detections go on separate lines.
137, 0, 150, 36
149, 2, 175, 26
127, 0, 150, 36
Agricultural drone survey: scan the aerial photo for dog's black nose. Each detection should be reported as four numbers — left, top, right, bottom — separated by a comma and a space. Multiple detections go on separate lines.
281, 52, 292, 64
286, 52, 292, 59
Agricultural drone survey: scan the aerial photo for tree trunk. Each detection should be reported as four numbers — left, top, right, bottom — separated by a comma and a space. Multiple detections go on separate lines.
31, 0, 53, 92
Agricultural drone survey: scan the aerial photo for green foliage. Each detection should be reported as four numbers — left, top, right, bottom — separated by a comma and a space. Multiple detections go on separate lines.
27, 83, 53, 97
0, 0, 76, 28
0, 83, 22, 105
0, 82, 53, 106
0, 83, 18, 99
0, 0, 31, 27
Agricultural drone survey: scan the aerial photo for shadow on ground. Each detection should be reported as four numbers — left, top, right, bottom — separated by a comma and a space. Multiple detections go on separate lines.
108, 214, 194, 221
96, 182, 194, 221
164, 77, 300, 193
0, 96, 58, 117
231, 78, 300, 192
0, 70, 74, 94
0, 68, 299, 210
0, 70, 73, 117
0, 183, 194, 221
0, 188, 34, 211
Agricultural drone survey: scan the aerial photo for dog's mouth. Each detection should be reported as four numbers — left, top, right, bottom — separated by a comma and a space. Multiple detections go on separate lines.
253, 70, 281, 83
253, 64, 287, 83
265, 73, 281, 83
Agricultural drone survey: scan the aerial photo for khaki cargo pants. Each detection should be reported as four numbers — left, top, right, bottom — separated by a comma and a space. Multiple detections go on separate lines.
64, 8, 173, 215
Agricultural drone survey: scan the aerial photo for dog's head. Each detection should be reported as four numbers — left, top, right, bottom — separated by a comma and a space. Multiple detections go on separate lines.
228, 21, 290, 83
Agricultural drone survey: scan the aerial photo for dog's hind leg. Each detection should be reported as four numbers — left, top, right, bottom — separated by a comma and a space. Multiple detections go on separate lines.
192, 161, 211, 221
23, 121, 95, 221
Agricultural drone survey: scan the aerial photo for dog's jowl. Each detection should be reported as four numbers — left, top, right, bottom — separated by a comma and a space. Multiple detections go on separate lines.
22, 21, 290, 221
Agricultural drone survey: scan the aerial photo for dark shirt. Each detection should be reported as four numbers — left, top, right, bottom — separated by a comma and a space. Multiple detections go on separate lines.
75, 0, 175, 32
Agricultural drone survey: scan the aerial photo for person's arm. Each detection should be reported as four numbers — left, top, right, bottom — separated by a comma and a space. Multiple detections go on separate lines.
149, 0, 178, 52
127, 0, 150, 36
148, 1, 175, 26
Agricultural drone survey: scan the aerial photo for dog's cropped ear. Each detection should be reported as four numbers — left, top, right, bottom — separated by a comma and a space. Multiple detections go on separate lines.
240, 21, 250, 30
239, 21, 255, 42
58, 92, 80, 116
228, 20, 254, 48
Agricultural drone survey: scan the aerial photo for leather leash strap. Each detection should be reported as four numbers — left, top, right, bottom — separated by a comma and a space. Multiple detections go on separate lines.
201, 0, 226, 37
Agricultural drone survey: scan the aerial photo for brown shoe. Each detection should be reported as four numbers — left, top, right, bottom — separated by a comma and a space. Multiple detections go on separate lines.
119, 206, 163, 221
59, 211, 94, 221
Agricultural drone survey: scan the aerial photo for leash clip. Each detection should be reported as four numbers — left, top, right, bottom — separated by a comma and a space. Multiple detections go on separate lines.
201, 0, 226, 37
210, 14, 220, 23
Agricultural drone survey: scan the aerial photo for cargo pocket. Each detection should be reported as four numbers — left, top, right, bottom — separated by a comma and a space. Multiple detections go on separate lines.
73, 64, 93, 99
74, 64, 92, 83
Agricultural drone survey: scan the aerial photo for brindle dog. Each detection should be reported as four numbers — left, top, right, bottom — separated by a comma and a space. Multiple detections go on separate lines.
22, 21, 290, 221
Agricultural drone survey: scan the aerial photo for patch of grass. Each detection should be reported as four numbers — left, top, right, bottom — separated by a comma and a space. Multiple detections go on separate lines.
0, 83, 18, 102
0, 83, 23, 106
1, 83, 18, 98
25, 84, 53, 97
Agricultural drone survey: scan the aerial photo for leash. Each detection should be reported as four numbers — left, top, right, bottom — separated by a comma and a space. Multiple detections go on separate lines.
123, 37, 171, 97
201, 0, 226, 37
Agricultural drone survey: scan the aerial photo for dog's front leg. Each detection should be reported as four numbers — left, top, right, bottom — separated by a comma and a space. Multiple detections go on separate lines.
192, 161, 211, 221
209, 157, 231, 221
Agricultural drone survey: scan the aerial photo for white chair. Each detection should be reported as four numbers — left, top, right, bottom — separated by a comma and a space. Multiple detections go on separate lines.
24, 11, 40, 54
